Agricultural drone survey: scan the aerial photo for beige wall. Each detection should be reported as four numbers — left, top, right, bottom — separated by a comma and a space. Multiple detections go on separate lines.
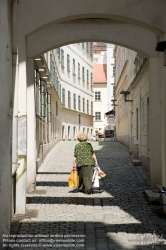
115, 46, 150, 173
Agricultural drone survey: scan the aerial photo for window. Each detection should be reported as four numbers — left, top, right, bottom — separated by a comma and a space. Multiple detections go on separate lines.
82, 42, 85, 48
95, 91, 101, 101
83, 98, 85, 112
136, 108, 139, 140
82, 67, 85, 82
73, 93, 76, 110
59, 84, 61, 101
61, 49, 64, 67
62, 88, 65, 106
113, 66, 115, 76
68, 91, 71, 108
93, 58, 98, 64
91, 102, 93, 115
57, 48, 60, 58
78, 96, 81, 111
90, 43, 93, 56
86, 42, 89, 53
56, 101, 58, 116
73, 59, 75, 74
78, 63, 80, 78
87, 100, 89, 114
87, 70, 89, 83
67, 54, 70, 71
147, 97, 150, 150
91, 73, 93, 85
95, 112, 101, 121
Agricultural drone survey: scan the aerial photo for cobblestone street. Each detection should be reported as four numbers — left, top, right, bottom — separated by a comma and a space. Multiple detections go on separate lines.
10, 141, 166, 250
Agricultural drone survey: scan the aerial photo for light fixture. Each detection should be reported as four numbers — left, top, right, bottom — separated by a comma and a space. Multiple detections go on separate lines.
42, 76, 48, 79
34, 58, 42, 61
120, 90, 133, 102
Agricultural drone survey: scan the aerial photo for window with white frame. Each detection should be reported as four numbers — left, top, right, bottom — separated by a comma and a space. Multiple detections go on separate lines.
95, 91, 101, 101
68, 91, 71, 108
95, 112, 101, 121
67, 54, 70, 71
90, 43, 93, 57
73, 59, 75, 74
93, 58, 98, 64
83, 98, 85, 112
78, 63, 80, 78
91, 102, 93, 115
113, 66, 115, 76
78, 95, 81, 111
87, 70, 89, 83
61, 49, 64, 67
82, 67, 85, 82
136, 107, 139, 140
86, 42, 89, 53
73, 93, 76, 109
87, 100, 89, 114
91, 73, 93, 85
57, 47, 60, 58
62, 88, 65, 106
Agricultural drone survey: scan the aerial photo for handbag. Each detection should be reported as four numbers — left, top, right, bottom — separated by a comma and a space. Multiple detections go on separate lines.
68, 170, 79, 189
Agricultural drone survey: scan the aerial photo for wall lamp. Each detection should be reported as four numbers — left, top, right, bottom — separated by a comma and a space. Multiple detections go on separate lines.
111, 99, 118, 106
120, 90, 133, 102
156, 41, 166, 66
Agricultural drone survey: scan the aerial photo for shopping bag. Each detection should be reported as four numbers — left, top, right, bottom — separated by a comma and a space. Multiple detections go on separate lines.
97, 166, 106, 178
92, 169, 100, 187
68, 170, 79, 189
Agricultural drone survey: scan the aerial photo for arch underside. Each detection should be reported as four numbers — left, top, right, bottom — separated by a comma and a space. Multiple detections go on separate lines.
27, 20, 159, 58
19, 0, 166, 37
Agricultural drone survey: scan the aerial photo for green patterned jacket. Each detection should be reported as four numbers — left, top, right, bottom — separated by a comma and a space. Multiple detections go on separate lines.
74, 141, 95, 167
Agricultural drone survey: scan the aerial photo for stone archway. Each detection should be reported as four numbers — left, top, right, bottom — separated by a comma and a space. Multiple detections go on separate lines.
1, 0, 166, 239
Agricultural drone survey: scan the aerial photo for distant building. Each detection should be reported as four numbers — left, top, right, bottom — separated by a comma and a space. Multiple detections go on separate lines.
93, 44, 115, 138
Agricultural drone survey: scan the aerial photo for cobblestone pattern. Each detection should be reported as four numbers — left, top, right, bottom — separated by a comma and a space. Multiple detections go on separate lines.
9, 141, 166, 250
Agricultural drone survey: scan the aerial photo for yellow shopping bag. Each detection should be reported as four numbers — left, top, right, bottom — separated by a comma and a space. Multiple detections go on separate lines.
68, 170, 79, 189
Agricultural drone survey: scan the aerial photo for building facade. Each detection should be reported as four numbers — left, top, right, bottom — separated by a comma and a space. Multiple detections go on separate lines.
115, 46, 154, 176
93, 44, 107, 136
34, 43, 94, 169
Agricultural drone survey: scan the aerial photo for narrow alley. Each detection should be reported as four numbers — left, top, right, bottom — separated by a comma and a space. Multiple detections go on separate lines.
11, 141, 166, 250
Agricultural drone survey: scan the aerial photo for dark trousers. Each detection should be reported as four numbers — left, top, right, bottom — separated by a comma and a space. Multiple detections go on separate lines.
77, 165, 93, 190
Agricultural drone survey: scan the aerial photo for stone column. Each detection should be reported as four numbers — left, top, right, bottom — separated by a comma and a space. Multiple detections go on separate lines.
0, 0, 12, 240
26, 57, 36, 193
149, 57, 162, 188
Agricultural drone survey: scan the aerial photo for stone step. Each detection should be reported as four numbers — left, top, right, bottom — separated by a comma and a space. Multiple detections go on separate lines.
144, 190, 160, 203
132, 159, 141, 166
156, 184, 163, 191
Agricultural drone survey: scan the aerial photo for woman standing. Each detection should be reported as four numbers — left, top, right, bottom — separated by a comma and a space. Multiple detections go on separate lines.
73, 133, 98, 194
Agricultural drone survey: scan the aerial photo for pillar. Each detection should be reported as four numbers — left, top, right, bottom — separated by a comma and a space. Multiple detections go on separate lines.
0, 0, 12, 240
15, 38, 27, 214
149, 57, 162, 188
26, 57, 36, 193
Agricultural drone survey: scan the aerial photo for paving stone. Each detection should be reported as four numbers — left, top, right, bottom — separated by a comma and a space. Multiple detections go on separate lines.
10, 141, 166, 250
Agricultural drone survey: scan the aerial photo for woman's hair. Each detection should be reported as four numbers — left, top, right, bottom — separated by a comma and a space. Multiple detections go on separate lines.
77, 133, 88, 141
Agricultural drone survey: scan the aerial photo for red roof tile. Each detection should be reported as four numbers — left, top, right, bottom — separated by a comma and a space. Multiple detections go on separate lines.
93, 64, 107, 83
